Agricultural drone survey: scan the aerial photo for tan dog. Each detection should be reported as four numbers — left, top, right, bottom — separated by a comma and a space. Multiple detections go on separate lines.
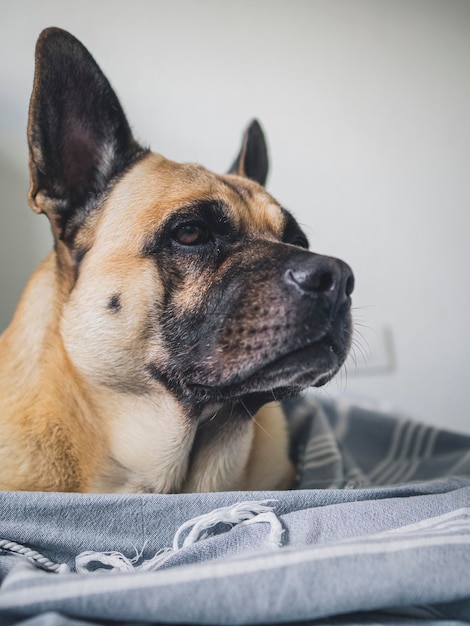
0, 28, 354, 493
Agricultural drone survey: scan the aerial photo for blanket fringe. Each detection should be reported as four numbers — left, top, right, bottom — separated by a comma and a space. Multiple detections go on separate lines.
75, 500, 283, 574
0, 539, 70, 574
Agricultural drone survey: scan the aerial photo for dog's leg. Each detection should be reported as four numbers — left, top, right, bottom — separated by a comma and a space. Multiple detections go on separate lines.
242, 403, 295, 490
182, 407, 255, 493
182, 402, 294, 492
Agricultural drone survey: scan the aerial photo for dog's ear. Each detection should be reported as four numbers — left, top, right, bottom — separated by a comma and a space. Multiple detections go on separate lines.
228, 120, 269, 186
27, 27, 145, 240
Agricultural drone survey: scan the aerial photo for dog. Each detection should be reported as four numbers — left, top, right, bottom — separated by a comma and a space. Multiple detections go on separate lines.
0, 28, 354, 493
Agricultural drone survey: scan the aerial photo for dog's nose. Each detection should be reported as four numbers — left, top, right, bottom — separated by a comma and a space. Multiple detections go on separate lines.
284, 252, 354, 314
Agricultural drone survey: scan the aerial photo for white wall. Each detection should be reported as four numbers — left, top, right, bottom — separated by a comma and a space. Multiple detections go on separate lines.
1, 0, 469, 432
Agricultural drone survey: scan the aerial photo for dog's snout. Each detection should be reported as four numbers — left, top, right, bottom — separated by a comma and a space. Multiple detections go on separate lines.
284, 253, 354, 313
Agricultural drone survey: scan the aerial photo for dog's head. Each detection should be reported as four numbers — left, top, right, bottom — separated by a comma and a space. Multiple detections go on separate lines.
27, 28, 354, 415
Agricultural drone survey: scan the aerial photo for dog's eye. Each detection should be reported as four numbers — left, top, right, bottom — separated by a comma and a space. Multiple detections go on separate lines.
172, 223, 209, 246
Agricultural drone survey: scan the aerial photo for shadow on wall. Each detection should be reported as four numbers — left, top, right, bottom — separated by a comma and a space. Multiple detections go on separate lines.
0, 152, 51, 332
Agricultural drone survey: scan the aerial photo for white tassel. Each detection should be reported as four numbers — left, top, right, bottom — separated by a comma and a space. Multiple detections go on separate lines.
172, 500, 282, 549
75, 547, 174, 574
75, 500, 283, 574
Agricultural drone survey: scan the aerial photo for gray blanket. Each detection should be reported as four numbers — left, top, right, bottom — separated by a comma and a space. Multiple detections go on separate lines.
0, 396, 469, 626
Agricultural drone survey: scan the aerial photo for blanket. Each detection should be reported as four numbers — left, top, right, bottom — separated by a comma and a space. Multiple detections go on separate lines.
0, 396, 469, 626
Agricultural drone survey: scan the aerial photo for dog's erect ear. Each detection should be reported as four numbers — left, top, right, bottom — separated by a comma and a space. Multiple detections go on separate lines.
27, 27, 145, 240
228, 120, 269, 186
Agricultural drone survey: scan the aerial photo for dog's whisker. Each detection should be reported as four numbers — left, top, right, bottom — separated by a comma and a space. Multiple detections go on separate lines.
348, 346, 359, 372
353, 324, 372, 349
198, 406, 223, 430
240, 400, 276, 442
351, 338, 369, 369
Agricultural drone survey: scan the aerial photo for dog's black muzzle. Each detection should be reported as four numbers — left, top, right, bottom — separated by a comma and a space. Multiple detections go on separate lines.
155, 241, 355, 408
180, 244, 354, 402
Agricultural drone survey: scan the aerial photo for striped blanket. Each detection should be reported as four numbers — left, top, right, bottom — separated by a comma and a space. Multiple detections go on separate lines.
288, 396, 470, 489
0, 396, 469, 625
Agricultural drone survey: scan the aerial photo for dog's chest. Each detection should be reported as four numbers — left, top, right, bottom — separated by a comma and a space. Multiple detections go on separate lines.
89, 394, 254, 494
90, 394, 195, 493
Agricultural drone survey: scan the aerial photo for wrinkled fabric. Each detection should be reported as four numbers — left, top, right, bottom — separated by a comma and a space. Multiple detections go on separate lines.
0, 396, 469, 626
288, 396, 470, 489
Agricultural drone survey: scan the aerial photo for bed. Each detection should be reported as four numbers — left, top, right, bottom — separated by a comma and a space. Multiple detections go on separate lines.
0, 396, 469, 625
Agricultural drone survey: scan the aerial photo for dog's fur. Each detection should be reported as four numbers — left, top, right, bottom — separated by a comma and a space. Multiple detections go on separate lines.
0, 28, 354, 493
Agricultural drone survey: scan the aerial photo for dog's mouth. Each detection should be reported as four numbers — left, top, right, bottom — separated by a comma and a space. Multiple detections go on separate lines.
186, 329, 348, 402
